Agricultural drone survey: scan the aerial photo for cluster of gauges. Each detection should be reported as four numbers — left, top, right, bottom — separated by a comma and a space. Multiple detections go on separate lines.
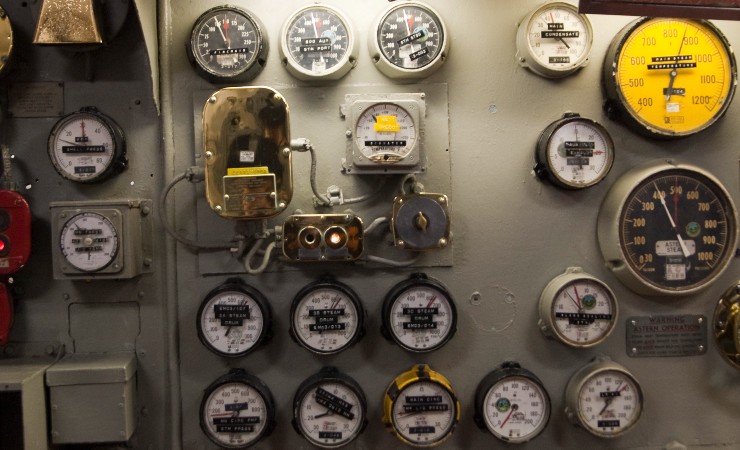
200, 359, 644, 448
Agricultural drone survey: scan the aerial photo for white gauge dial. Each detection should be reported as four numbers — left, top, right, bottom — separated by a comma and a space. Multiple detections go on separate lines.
382, 274, 457, 352
59, 212, 119, 272
565, 359, 643, 438
200, 372, 274, 449
294, 370, 367, 449
290, 280, 364, 355
516, 2, 593, 78
354, 103, 418, 163
479, 374, 550, 443
48, 109, 126, 183
535, 114, 614, 189
391, 380, 457, 446
197, 280, 271, 357
280, 5, 357, 80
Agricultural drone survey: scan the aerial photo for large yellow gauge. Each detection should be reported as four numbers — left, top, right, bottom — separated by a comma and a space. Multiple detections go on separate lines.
603, 18, 737, 138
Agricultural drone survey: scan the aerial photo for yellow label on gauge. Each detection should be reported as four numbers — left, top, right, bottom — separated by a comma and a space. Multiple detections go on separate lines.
227, 166, 269, 176
374, 115, 401, 133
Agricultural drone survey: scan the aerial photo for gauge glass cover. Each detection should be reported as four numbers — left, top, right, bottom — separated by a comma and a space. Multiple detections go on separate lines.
291, 284, 363, 354
201, 380, 271, 448
576, 369, 642, 437
481, 375, 550, 443
391, 379, 457, 446
60, 212, 119, 272
354, 103, 418, 163
295, 379, 366, 448
550, 277, 617, 346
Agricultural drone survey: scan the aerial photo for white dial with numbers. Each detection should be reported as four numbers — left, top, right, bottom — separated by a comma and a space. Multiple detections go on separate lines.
59, 212, 119, 272
354, 103, 418, 163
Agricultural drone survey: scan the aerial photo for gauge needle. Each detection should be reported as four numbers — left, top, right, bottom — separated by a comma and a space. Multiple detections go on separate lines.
654, 182, 691, 257
550, 12, 570, 49
314, 410, 332, 419
402, 9, 418, 56
214, 17, 228, 45
499, 404, 518, 429
565, 290, 582, 312
665, 25, 689, 101
426, 295, 437, 308
59, 138, 87, 147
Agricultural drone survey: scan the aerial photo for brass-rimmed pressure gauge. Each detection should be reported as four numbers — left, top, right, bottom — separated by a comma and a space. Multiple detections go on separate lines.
48, 107, 127, 183
603, 17, 737, 138
0, 6, 14, 77
474, 361, 551, 444
538, 267, 618, 348
597, 160, 738, 296
369, 1, 449, 79
516, 2, 593, 78
200, 369, 276, 449
564, 358, 643, 438
289, 277, 365, 355
196, 278, 272, 358
280, 4, 358, 80
382, 364, 460, 447
381, 273, 457, 353
712, 280, 740, 370
188, 5, 268, 83
292, 367, 368, 448
534, 113, 614, 189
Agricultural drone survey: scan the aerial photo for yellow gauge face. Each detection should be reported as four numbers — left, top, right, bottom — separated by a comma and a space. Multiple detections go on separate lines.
611, 18, 736, 137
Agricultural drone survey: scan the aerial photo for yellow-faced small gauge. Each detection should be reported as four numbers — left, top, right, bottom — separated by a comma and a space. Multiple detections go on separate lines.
603, 18, 737, 138
516, 2, 593, 78
280, 4, 358, 80
382, 364, 460, 447
48, 107, 127, 183
0, 6, 14, 77
712, 280, 740, 370
564, 358, 643, 438
534, 112, 615, 189
538, 267, 618, 348
474, 362, 551, 444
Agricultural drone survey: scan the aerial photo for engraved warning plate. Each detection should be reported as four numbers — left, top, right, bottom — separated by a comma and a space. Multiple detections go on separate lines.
223, 174, 277, 214
626, 315, 707, 358
9, 82, 64, 118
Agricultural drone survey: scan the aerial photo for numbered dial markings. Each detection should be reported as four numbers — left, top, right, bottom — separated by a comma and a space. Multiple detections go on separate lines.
605, 18, 737, 137
60, 212, 119, 272
574, 368, 642, 437
355, 103, 418, 163
479, 374, 550, 443
391, 380, 458, 446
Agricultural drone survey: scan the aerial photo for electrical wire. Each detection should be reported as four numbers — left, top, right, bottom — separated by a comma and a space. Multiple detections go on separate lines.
363, 254, 420, 267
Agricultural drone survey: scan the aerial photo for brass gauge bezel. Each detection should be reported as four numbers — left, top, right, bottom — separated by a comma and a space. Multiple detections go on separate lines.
0, 6, 14, 77
712, 281, 740, 370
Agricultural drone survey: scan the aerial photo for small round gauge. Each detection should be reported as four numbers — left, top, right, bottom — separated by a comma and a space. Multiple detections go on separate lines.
474, 361, 551, 444
59, 212, 119, 272
381, 273, 457, 353
280, 4, 357, 80
565, 358, 643, 438
292, 367, 368, 448
597, 160, 738, 296
534, 113, 615, 189
354, 102, 419, 164
289, 277, 364, 355
197, 278, 272, 358
603, 18, 737, 138
538, 267, 618, 347
712, 280, 740, 370
516, 2, 593, 78
369, 1, 449, 79
47, 107, 127, 183
188, 5, 268, 82
383, 364, 460, 447
200, 369, 275, 449
0, 6, 14, 77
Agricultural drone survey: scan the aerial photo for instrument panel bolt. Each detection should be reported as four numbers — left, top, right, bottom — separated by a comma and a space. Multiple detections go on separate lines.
697, 317, 703, 324
274, 94, 283, 102
205, 151, 213, 159
698, 345, 705, 352
397, 240, 405, 247
631, 347, 638, 354
345, 130, 352, 138
278, 202, 286, 209
208, 96, 217, 103
215, 205, 222, 212
438, 197, 446, 204
631, 320, 637, 326
438, 238, 447, 247
283, 147, 291, 156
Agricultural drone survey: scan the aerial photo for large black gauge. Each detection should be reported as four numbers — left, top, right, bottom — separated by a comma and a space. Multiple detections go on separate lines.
197, 278, 272, 358
381, 273, 457, 353
48, 107, 127, 183
200, 369, 275, 449
289, 277, 365, 355
279, 4, 357, 80
369, 1, 449, 79
188, 5, 268, 82
598, 160, 738, 296
292, 367, 368, 448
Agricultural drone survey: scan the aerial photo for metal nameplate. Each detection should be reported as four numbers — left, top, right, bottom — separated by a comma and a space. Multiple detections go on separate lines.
626, 314, 707, 358
222, 174, 276, 214
9, 82, 64, 118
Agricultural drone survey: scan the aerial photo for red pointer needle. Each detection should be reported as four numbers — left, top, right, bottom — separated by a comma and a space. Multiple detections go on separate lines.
80, 120, 86, 138
499, 404, 518, 429
426, 295, 437, 308
573, 286, 583, 310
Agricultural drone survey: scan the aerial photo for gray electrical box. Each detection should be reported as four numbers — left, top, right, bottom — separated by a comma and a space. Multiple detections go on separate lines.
45, 353, 137, 444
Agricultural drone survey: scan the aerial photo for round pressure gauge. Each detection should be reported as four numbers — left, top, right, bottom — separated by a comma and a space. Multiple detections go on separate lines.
382, 364, 460, 447
47, 107, 127, 183
603, 17, 737, 138
279, 4, 357, 80
534, 113, 615, 189
381, 273, 457, 353
197, 278, 272, 358
712, 280, 740, 370
200, 369, 275, 449
354, 102, 419, 164
188, 5, 268, 83
564, 358, 643, 438
289, 277, 365, 355
597, 160, 738, 296
538, 267, 618, 348
0, 6, 14, 77
516, 2, 593, 78
369, 1, 449, 79
292, 367, 368, 448
59, 212, 119, 272
474, 361, 551, 444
